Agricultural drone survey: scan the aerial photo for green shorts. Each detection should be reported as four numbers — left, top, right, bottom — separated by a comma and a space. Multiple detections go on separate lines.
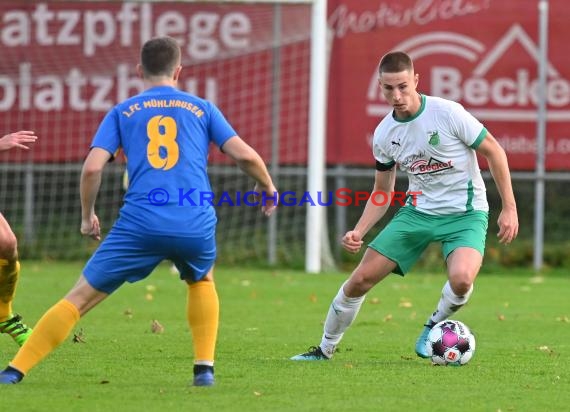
368, 207, 488, 275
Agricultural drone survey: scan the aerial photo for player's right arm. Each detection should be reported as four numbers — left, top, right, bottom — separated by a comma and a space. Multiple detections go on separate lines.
342, 167, 396, 254
220, 136, 278, 216
79, 108, 120, 240
0, 130, 38, 151
80, 147, 113, 240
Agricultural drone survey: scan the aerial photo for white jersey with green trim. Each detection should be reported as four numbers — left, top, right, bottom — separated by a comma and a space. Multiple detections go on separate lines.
373, 94, 489, 215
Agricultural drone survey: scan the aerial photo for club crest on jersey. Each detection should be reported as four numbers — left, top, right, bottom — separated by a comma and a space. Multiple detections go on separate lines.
409, 157, 453, 174
427, 130, 440, 146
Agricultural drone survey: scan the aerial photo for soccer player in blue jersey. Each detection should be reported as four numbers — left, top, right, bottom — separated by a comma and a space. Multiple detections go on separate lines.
291, 51, 518, 361
0, 37, 278, 386
0, 130, 38, 346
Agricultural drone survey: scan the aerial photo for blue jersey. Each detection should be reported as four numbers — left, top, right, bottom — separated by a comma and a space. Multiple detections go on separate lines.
91, 86, 236, 236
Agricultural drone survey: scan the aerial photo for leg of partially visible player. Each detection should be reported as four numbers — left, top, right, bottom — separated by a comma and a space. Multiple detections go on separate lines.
415, 247, 482, 358
187, 268, 218, 387
291, 249, 396, 360
0, 213, 33, 346
0, 275, 108, 383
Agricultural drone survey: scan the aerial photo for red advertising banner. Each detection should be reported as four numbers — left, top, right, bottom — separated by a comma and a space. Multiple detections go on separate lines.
0, 1, 569, 170
0, 2, 310, 164
326, 0, 570, 170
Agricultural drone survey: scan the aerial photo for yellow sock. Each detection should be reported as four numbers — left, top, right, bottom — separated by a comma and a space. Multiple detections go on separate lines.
187, 281, 219, 363
10, 299, 80, 375
0, 258, 20, 322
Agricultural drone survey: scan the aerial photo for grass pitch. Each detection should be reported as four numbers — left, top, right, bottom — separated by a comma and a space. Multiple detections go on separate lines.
2, 262, 569, 411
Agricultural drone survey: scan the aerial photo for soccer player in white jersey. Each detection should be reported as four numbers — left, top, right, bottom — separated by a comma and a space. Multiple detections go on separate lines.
291, 51, 518, 361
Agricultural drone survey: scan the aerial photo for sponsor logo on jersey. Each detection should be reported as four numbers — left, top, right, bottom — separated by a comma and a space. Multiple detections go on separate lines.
409, 157, 453, 174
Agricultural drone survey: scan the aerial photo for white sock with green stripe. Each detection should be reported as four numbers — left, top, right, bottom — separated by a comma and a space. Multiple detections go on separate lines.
319, 283, 365, 358
428, 281, 473, 325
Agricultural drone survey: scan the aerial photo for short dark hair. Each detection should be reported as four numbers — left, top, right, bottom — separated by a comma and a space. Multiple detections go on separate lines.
378, 51, 413, 74
140, 36, 181, 77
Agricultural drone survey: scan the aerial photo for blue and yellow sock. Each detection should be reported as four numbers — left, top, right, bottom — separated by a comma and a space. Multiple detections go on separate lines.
0, 258, 20, 322
10, 299, 80, 375
187, 281, 219, 365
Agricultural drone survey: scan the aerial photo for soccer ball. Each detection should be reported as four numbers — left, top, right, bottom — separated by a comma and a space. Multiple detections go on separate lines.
426, 320, 476, 366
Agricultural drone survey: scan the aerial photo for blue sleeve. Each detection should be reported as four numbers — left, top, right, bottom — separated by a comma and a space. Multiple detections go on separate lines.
90, 108, 121, 155
207, 103, 238, 148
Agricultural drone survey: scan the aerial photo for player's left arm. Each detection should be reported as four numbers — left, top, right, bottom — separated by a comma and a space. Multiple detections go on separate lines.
80, 147, 113, 240
475, 132, 519, 244
0, 130, 38, 151
221, 136, 278, 216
